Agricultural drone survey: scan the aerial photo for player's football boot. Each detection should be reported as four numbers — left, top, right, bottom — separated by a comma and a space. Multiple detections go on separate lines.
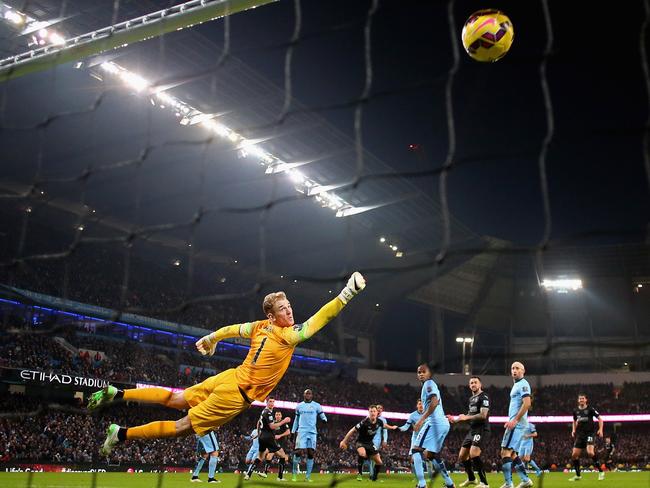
100, 423, 120, 456
207, 478, 220, 483
460, 480, 478, 487
515, 481, 533, 488
190, 476, 202, 482
88, 385, 118, 410
356, 475, 363, 481
476, 483, 490, 488
277, 477, 288, 482
292, 474, 298, 482
498, 484, 513, 488
256, 471, 268, 478
568, 475, 581, 481
244, 473, 250, 481
598, 472, 605, 481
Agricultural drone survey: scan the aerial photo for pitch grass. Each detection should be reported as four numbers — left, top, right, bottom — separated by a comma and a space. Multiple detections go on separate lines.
1, 471, 649, 488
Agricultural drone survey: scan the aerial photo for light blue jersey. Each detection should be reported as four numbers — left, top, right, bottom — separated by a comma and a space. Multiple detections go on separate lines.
415, 379, 450, 454
293, 400, 326, 450
420, 379, 447, 425
245, 429, 259, 462
372, 415, 389, 448
501, 377, 532, 451
508, 378, 531, 426
400, 409, 424, 447
292, 401, 327, 435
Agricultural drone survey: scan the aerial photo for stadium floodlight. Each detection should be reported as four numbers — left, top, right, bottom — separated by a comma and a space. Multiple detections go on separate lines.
287, 169, 306, 184
541, 278, 582, 292
3, 9, 23, 25
99, 62, 120, 75
120, 71, 150, 92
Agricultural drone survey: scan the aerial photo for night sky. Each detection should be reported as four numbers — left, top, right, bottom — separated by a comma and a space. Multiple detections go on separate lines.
0, 0, 648, 371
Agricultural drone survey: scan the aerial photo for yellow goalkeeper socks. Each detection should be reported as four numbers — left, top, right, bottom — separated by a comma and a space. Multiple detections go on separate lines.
126, 421, 177, 440
123, 387, 173, 405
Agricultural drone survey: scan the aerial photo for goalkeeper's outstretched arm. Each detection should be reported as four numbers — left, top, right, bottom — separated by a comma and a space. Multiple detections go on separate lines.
195, 322, 255, 356
286, 271, 366, 345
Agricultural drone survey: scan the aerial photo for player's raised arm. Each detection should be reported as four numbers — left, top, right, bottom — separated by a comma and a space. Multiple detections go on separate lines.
195, 321, 258, 356
286, 272, 366, 345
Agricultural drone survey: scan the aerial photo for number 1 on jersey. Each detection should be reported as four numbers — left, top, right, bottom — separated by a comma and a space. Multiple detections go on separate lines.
252, 337, 268, 365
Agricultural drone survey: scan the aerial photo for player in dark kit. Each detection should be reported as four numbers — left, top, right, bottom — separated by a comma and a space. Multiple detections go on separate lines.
245, 398, 291, 481
569, 393, 604, 482
603, 435, 616, 473
262, 410, 291, 479
448, 376, 490, 488
340, 405, 394, 482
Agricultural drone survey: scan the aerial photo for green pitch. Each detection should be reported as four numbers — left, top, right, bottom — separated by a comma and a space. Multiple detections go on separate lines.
0, 471, 648, 488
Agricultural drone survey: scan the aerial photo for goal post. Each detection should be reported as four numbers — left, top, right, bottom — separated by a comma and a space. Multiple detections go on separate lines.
0, 0, 276, 83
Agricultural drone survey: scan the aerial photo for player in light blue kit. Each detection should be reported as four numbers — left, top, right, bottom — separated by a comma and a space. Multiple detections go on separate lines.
412, 363, 455, 488
368, 404, 390, 478
190, 430, 220, 483
244, 428, 259, 465
399, 399, 434, 482
519, 422, 543, 477
291, 389, 327, 482
500, 361, 533, 488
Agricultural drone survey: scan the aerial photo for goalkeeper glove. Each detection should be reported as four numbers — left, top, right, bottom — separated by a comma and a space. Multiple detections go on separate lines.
337, 271, 366, 304
195, 332, 219, 356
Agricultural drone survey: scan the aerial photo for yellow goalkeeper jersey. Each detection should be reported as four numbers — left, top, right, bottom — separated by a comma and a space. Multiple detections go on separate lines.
211, 297, 344, 401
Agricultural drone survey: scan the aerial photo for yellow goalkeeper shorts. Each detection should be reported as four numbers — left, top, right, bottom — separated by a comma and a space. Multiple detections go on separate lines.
184, 368, 252, 436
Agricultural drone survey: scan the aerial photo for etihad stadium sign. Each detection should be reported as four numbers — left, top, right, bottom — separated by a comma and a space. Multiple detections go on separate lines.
17, 369, 109, 388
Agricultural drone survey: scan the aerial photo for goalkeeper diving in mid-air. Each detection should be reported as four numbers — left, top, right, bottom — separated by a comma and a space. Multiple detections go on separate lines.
87, 272, 366, 455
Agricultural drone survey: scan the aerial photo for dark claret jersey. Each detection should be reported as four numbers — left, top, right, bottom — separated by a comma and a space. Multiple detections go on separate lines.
573, 406, 600, 434
258, 408, 275, 434
468, 391, 490, 432
355, 417, 383, 444
274, 422, 290, 442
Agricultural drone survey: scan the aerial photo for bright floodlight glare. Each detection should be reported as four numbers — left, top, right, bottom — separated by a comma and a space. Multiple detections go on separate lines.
455, 337, 464, 343
121, 71, 149, 92
288, 169, 305, 184
48, 32, 65, 46
100, 62, 120, 74
541, 278, 583, 291
456, 336, 473, 343
4, 10, 23, 24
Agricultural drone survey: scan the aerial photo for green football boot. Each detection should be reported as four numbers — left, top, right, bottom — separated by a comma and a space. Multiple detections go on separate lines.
87, 385, 118, 410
